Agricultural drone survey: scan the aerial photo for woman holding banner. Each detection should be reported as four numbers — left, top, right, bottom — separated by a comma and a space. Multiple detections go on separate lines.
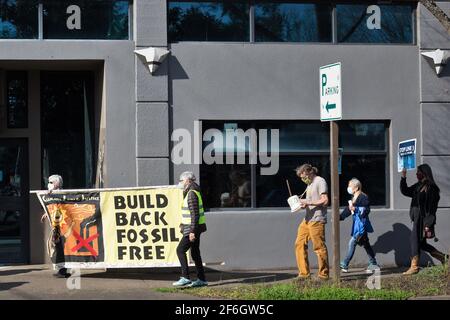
41, 175, 71, 278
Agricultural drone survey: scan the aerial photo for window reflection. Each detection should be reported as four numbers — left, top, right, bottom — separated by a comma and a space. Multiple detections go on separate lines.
43, 0, 129, 39
0, 0, 38, 39
7, 71, 28, 129
0, 146, 23, 197
200, 164, 252, 208
337, 4, 413, 43
201, 120, 389, 209
41, 72, 95, 189
168, 1, 249, 42
255, 2, 332, 42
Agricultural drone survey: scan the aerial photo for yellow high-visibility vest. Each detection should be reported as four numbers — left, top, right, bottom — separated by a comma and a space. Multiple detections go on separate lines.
181, 190, 206, 225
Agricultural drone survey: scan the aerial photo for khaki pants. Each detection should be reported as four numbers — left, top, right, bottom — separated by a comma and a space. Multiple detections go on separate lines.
295, 220, 329, 279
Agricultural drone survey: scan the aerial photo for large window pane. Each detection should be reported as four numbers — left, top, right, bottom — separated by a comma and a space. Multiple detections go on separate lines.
0, 145, 25, 197
257, 122, 329, 153
43, 0, 129, 39
6, 71, 28, 129
168, 1, 249, 42
200, 163, 252, 209
255, 2, 332, 42
41, 72, 95, 189
0, 0, 38, 39
257, 155, 329, 207
203, 121, 254, 153
339, 155, 387, 206
337, 4, 413, 43
339, 122, 387, 152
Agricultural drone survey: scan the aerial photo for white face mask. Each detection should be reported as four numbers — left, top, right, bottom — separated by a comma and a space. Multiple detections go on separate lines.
177, 181, 185, 189
347, 187, 354, 195
48, 183, 55, 191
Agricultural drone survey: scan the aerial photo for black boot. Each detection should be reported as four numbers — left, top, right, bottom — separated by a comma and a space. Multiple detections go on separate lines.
430, 250, 449, 265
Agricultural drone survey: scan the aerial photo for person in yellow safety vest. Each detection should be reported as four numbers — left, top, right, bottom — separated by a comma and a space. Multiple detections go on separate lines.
173, 171, 208, 288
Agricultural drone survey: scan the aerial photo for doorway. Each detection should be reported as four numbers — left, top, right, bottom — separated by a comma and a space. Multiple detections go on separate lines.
0, 138, 29, 264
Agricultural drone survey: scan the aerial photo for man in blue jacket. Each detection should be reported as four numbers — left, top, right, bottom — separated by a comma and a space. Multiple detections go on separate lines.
340, 178, 379, 274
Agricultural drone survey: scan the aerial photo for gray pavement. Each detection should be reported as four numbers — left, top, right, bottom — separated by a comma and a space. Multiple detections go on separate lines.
0, 264, 448, 300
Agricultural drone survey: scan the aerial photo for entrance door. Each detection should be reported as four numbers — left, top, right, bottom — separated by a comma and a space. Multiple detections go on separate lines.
0, 138, 29, 264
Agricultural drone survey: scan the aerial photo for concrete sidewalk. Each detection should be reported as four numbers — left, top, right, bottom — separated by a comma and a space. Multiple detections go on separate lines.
0, 264, 448, 300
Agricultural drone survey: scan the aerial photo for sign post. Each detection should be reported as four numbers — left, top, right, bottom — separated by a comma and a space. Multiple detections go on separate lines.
320, 62, 342, 282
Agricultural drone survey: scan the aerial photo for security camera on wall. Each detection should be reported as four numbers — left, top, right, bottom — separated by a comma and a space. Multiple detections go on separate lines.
421, 49, 449, 76
134, 47, 170, 75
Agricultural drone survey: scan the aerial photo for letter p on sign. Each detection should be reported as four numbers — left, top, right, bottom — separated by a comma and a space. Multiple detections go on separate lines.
321, 74, 327, 96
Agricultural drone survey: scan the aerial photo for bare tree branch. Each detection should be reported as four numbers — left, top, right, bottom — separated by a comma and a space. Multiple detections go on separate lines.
420, 0, 450, 37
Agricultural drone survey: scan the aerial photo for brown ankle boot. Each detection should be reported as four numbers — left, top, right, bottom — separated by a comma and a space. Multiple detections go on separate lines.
430, 250, 449, 265
403, 256, 420, 275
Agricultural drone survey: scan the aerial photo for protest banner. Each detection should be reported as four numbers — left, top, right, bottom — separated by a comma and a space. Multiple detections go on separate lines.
33, 186, 184, 269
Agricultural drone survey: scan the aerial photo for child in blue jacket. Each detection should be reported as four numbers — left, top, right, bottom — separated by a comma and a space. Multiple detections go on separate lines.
340, 178, 379, 273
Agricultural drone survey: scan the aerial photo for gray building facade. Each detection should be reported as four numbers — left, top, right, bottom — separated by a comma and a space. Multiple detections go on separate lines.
0, 0, 449, 270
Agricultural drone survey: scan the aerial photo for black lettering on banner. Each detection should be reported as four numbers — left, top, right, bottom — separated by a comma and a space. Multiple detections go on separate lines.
113, 192, 173, 263
114, 196, 126, 209
130, 212, 141, 226
156, 194, 168, 208
116, 212, 128, 226
155, 211, 168, 226
117, 229, 126, 243
151, 229, 161, 243
118, 246, 127, 260
139, 229, 149, 244
156, 246, 165, 259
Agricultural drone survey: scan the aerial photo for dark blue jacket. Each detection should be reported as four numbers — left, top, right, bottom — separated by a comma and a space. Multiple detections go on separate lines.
340, 193, 374, 238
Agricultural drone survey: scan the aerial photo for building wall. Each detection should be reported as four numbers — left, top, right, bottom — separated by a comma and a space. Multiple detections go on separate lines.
0, 41, 135, 263
130, 1, 450, 269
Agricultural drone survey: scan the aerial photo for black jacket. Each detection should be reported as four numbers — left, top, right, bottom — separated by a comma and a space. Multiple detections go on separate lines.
182, 182, 207, 236
400, 177, 440, 229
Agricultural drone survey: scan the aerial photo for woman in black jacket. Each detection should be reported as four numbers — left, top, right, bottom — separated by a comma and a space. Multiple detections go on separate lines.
400, 164, 448, 275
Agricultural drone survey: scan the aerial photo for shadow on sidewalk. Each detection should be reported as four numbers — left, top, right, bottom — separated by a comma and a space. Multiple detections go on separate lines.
0, 268, 43, 277
80, 267, 297, 285
0, 281, 28, 291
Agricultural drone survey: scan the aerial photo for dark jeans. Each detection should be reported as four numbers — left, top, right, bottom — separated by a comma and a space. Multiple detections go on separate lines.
176, 233, 206, 281
342, 234, 377, 267
411, 219, 439, 257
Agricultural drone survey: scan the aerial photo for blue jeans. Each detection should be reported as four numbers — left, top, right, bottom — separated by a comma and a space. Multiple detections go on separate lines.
342, 234, 377, 267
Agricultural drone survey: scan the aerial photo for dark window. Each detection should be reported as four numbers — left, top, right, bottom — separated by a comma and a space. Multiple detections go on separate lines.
168, 1, 249, 42
41, 71, 95, 189
0, 0, 38, 39
201, 120, 389, 210
337, 4, 414, 43
255, 2, 332, 42
43, 0, 129, 39
6, 71, 28, 129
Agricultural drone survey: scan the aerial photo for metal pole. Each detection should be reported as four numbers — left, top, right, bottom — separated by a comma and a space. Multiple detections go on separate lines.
330, 121, 340, 282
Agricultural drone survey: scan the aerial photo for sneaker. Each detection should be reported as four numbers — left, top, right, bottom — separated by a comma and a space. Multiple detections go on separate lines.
189, 279, 208, 288
340, 262, 349, 273
172, 277, 192, 287
366, 264, 380, 274
53, 268, 71, 278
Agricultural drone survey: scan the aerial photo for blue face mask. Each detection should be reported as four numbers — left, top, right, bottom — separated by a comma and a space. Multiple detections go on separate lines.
347, 187, 354, 195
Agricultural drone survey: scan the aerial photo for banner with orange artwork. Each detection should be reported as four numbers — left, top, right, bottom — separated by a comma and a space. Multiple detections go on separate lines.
35, 186, 184, 268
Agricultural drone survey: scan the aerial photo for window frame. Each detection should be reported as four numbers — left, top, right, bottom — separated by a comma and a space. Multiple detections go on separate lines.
1, 0, 133, 41
201, 119, 390, 211
168, 0, 417, 45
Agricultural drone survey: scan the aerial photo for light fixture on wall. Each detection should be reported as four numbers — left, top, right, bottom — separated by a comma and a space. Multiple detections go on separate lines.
134, 47, 170, 75
421, 49, 449, 76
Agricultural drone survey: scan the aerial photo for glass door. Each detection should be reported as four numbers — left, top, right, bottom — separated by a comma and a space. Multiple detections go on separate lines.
0, 138, 29, 264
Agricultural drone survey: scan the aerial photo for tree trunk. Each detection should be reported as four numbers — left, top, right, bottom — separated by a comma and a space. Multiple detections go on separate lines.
420, 0, 450, 37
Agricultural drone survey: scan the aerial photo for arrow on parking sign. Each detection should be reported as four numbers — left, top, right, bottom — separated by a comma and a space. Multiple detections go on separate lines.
324, 101, 336, 112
